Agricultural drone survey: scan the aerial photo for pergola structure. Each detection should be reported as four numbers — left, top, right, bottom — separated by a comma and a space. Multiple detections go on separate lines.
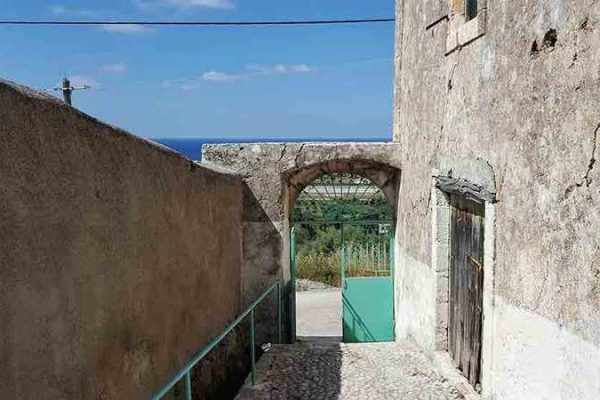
296, 173, 385, 202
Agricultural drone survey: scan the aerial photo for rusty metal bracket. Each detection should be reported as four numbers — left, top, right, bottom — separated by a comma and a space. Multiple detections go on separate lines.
426, 15, 449, 30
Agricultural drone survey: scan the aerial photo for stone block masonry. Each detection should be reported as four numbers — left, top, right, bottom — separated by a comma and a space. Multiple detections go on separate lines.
202, 142, 402, 345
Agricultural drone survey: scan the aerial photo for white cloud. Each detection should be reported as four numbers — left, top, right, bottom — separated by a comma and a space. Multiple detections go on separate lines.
180, 81, 202, 90
161, 80, 175, 89
135, 0, 234, 10
50, 5, 96, 16
202, 71, 243, 82
291, 64, 312, 73
101, 24, 152, 34
101, 63, 128, 73
246, 64, 314, 75
163, 0, 234, 9
69, 75, 100, 89
164, 63, 314, 90
50, 5, 67, 15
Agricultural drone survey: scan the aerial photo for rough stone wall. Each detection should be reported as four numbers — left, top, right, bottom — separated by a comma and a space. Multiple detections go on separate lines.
0, 79, 245, 400
202, 143, 402, 343
394, 0, 600, 398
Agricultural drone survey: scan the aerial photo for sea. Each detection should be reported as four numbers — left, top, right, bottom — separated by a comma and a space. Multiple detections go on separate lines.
152, 137, 391, 161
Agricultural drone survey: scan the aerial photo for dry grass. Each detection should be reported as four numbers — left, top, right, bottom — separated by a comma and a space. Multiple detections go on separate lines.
296, 251, 391, 288
297, 253, 342, 287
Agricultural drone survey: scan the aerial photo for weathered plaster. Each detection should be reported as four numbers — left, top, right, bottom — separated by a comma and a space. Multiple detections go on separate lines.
203, 142, 402, 342
395, 250, 437, 351
394, 0, 600, 397
0, 79, 247, 399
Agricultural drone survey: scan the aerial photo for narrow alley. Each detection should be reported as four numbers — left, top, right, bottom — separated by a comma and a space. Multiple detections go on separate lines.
236, 340, 477, 400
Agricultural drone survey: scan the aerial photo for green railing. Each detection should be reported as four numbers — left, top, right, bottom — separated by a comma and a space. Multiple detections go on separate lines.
151, 281, 283, 400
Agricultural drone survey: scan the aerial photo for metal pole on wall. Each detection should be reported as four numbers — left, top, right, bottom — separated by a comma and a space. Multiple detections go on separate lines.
277, 282, 282, 344
53, 77, 90, 106
184, 372, 192, 400
250, 309, 256, 385
340, 223, 345, 285
61, 78, 72, 105
290, 226, 297, 343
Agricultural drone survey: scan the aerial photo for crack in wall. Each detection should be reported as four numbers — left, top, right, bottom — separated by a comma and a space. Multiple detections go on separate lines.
592, 257, 600, 299
533, 266, 551, 311
564, 123, 599, 199
583, 124, 599, 187
432, 50, 461, 170
278, 144, 288, 162
294, 144, 306, 168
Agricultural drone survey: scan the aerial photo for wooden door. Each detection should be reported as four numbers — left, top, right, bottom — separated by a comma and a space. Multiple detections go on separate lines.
449, 195, 484, 386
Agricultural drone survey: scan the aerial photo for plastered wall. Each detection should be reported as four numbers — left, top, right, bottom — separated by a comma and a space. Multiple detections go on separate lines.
0, 79, 245, 399
393, 0, 600, 398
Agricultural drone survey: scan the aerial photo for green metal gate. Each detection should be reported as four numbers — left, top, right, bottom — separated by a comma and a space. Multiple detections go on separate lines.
290, 172, 395, 343
290, 222, 395, 343
341, 223, 395, 343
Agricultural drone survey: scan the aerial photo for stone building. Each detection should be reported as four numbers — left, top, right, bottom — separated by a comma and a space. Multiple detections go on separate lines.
205, 1, 600, 398
2, 1, 600, 398
392, 0, 600, 398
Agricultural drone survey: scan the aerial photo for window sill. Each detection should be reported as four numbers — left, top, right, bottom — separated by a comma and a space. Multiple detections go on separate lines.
446, 10, 487, 55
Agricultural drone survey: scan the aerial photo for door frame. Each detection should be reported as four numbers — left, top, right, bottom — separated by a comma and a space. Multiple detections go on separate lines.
290, 220, 395, 343
431, 166, 497, 395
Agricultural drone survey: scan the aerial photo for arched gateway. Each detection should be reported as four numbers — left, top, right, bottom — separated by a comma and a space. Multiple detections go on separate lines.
288, 170, 396, 343
202, 142, 401, 344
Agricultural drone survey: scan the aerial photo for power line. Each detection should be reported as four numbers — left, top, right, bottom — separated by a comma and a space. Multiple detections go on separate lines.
0, 17, 395, 27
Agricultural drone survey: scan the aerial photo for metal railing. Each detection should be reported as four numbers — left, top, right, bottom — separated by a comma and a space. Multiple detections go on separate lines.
152, 281, 283, 400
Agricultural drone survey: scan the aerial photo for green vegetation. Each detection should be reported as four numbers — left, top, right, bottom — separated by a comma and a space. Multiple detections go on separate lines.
292, 197, 393, 223
293, 197, 394, 287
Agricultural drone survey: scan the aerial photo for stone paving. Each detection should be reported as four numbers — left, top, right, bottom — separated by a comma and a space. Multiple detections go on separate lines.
236, 340, 476, 400
296, 289, 342, 339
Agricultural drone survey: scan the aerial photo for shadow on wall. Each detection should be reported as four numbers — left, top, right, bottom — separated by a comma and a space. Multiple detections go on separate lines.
164, 184, 283, 400
190, 325, 252, 400
163, 324, 254, 400
163, 183, 283, 400
242, 183, 290, 346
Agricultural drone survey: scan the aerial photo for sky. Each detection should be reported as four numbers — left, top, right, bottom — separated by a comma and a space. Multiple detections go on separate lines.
1, 1, 395, 139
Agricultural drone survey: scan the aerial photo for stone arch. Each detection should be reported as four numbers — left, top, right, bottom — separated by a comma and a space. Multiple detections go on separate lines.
283, 159, 401, 221
202, 142, 402, 343
283, 157, 401, 343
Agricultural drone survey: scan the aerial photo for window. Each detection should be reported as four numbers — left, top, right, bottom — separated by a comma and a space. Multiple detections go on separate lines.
465, 0, 478, 21
444, 0, 486, 54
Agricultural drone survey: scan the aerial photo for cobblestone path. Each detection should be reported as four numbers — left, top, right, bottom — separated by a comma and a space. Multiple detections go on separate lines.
236, 340, 475, 400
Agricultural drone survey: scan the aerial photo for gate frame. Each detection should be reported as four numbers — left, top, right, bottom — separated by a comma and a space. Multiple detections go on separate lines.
290, 219, 396, 343
431, 157, 497, 396
282, 157, 402, 344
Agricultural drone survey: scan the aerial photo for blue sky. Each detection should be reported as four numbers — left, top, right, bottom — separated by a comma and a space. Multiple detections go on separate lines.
1, 1, 395, 139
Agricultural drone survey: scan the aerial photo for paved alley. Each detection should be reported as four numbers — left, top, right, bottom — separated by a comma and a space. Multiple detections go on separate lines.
296, 288, 342, 339
236, 340, 477, 400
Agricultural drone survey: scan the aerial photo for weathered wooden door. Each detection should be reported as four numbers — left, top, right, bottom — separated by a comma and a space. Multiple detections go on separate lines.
449, 196, 484, 386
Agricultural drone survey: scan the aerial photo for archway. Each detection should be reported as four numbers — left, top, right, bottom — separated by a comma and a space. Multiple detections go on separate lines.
203, 142, 403, 344
286, 165, 398, 343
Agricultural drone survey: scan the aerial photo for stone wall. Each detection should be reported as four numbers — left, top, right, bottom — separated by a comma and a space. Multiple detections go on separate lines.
202, 143, 402, 343
393, 0, 600, 398
0, 79, 246, 399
